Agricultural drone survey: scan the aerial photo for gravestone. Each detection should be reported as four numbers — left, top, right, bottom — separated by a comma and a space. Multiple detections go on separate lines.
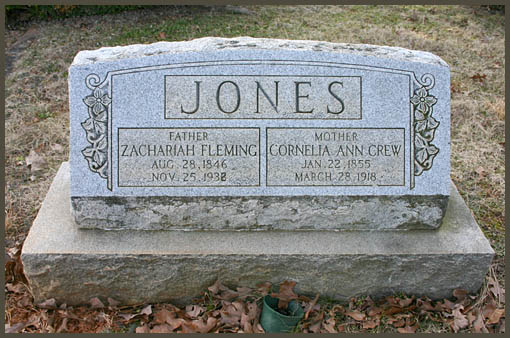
22, 37, 494, 306
69, 37, 449, 230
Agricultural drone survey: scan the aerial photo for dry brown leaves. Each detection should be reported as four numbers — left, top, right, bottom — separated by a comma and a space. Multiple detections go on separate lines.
271, 280, 299, 309
121, 280, 266, 333
25, 149, 47, 172
5, 262, 506, 334
296, 273, 506, 334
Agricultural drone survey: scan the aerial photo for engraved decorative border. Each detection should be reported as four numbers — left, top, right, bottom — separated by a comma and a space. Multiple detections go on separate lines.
411, 74, 439, 178
81, 73, 112, 190
79, 61, 442, 192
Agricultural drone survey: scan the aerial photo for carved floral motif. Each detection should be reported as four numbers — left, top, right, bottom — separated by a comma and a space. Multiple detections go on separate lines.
81, 74, 110, 181
411, 76, 440, 176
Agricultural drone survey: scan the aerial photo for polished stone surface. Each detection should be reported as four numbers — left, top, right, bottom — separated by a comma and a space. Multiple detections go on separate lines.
69, 37, 450, 229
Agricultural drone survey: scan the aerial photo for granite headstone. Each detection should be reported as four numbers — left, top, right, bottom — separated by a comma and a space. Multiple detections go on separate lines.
68, 37, 450, 230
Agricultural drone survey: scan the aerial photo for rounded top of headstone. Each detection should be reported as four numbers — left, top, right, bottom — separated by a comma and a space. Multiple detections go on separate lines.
71, 36, 448, 68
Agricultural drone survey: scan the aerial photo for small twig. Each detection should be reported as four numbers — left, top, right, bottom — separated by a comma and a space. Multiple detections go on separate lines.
304, 293, 320, 320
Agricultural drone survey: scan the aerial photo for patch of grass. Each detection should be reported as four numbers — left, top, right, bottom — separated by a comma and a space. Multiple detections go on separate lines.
36, 109, 53, 120
6, 5, 154, 27
108, 8, 275, 46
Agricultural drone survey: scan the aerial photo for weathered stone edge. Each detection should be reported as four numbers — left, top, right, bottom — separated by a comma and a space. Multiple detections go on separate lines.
71, 194, 448, 231
71, 36, 448, 67
22, 252, 493, 306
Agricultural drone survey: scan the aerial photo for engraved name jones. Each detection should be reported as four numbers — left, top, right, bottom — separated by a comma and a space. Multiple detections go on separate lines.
165, 76, 362, 119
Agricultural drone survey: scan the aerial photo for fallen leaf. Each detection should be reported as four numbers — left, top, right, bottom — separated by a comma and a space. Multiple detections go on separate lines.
38, 298, 57, 309
488, 308, 505, 324
240, 313, 253, 333
140, 304, 152, 316
271, 280, 298, 309
392, 318, 406, 328
397, 324, 418, 333
322, 317, 337, 333
232, 300, 245, 312
384, 306, 404, 315
6, 283, 25, 294
453, 289, 468, 302
135, 324, 150, 333
466, 311, 476, 326
150, 323, 173, 333
246, 301, 258, 321
417, 298, 443, 312
483, 302, 497, 319
185, 305, 204, 318
218, 289, 239, 301
154, 308, 173, 324
118, 313, 137, 321
473, 312, 488, 333
201, 317, 219, 333
256, 281, 272, 295
181, 317, 217, 333
158, 32, 166, 39
167, 317, 184, 331
488, 275, 505, 305
5, 322, 27, 333
25, 149, 46, 172
236, 286, 253, 298
451, 305, 468, 332
89, 297, 104, 309
153, 309, 184, 331
442, 299, 456, 311
398, 296, 414, 307
385, 296, 399, 306
346, 310, 366, 321
363, 319, 379, 329
56, 317, 68, 333
368, 306, 382, 316
220, 301, 243, 326
207, 281, 240, 300
208, 280, 228, 295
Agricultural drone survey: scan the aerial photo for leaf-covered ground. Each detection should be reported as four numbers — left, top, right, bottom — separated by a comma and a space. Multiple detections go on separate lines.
4, 5, 505, 333
5, 265, 506, 333
5, 254, 505, 333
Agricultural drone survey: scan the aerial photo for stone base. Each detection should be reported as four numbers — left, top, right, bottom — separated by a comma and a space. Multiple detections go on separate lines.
22, 162, 494, 306
72, 194, 448, 231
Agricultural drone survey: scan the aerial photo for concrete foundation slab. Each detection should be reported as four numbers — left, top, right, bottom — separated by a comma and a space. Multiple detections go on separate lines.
22, 162, 494, 306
